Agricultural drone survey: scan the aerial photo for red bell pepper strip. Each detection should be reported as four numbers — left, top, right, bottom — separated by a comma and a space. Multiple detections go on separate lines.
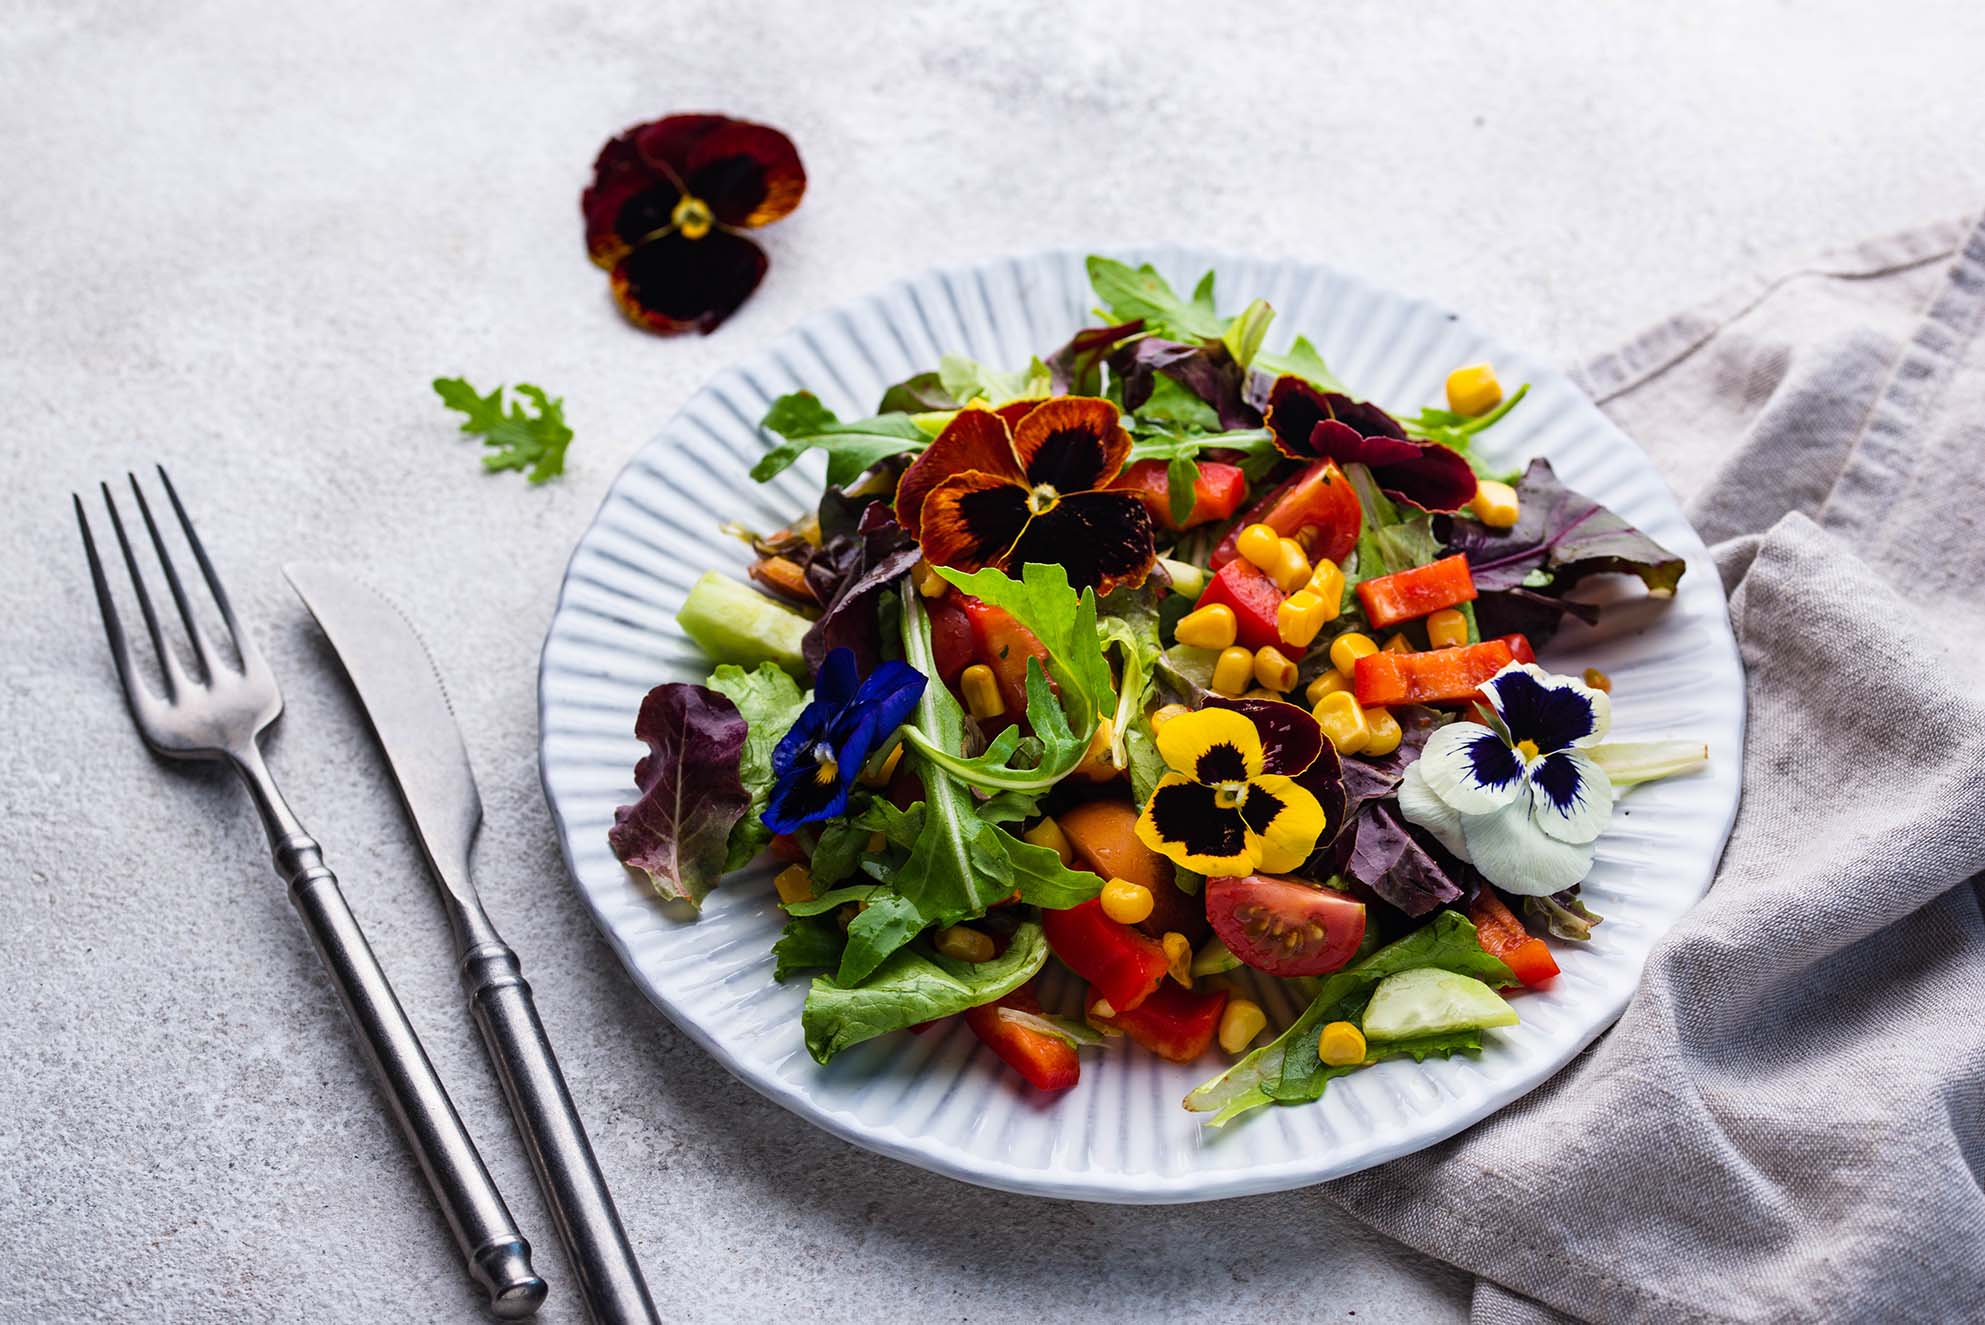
1354, 554, 1478, 628
963, 981, 1080, 1090
1085, 981, 1228, 1062
957, 596, 1052, 720
1353, 639, 1515, 707
1111, 459, 1248, 531
1497, 632, 1537, 665
1194, 557, 1286, 651
1043, 899, 1169, 1013
1468, 889, 1559, 988
1211, 459, 1363, 568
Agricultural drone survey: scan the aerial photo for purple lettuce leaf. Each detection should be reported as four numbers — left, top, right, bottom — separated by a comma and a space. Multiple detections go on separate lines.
801, 505, 920, 675
1344, 802, 1466, 917
608, 683, 752, 908
1047, 320, 1143, 396
1108, 337, 1261, 431
1438, 458, 1686, 595
1472, 586, 1602, 648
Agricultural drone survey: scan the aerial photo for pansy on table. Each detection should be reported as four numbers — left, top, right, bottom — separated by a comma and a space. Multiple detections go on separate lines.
1263, 376, 1478, 512
1134, 703, 1329, 876
761, 647, 924, 834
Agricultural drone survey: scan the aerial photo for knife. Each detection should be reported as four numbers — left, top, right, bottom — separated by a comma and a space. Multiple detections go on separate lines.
286, 562, 661, 1325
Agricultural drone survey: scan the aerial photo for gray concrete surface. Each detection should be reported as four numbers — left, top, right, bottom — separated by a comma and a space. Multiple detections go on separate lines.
5, 2, 1982, 1321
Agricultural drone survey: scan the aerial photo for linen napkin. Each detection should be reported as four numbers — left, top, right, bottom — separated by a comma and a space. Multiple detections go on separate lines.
1326, 213, 1985, 1324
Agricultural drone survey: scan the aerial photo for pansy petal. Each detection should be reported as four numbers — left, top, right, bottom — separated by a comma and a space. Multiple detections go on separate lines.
1203, 695, 1323, 777
1303, 419, 1478, 513
812, 646, 861, 711
1396, 760, 1471, 862
994, 398, 1052, 431
761, 756, 852, 834
1528, 749, 1614, 845
1135, 774, 1254, 876
1418, 721, 1525, 814
682, 119, 806, 228
837, 659, 927, 772
1461, 797, 1594, 895
1010, 397, 1132, 494
895, 408, 1023, 539
609, 229, 767, 336
1241, 775, 1328, 874
1482, 662, 1612, 751
917, 471, 1031, 574
1005, 490, 1154, 595
1154, 707, 1264, 782
1263, 377, 1410, 459
582, 117, 716, 266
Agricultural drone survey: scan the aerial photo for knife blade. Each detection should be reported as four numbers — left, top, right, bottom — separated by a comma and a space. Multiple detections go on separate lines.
285, 562, 660, 1325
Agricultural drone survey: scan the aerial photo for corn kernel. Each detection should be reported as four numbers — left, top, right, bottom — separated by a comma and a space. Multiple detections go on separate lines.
1446, 362, 1503, 417
911, 557, 949, 597
1329, 632, 1378, 678
1382, 632, 1414, 655
1276, 590, 1328, 649
960, 663, 1004, 720
1426, 608, 1468, 650
1218, 998, 1269, 1055
1272, 538, 1313, 593
1305, 670, 1352, 705
1150, 702, 1190, 732
1318, 1019, 1367, 1066
1584, 667, 1613, 693
1071, 716, 1119, 782
1175, 602, 1238, 650
1236, 522, 1282, 570
1211, 646, 1255, 697
933, 925, 995, 963
1253, 645, 1298, 692
1361, 706, 1403, 757
1471, 479, 1520, 529
1313, 690, 1372, 755
1307, 560, 1346, 617
860, 742, 904, 787
1022, 815, 1074, 866
1162, 932, 1193, 987
1100, 876, 1154, 925
773, 865, 814, 905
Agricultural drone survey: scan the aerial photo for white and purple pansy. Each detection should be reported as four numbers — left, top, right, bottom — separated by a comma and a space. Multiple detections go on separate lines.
1397, 662, 1615, 895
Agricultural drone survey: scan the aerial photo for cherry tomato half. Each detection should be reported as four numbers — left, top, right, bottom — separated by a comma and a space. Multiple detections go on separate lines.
1205, 873, 1367, 977
1211, 459, 1363, 568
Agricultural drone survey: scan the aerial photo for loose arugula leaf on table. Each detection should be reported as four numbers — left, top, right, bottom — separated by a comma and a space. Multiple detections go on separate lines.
1086, 256, 1228, 343
607, 683, 753, 909
433, 377, 574, 483
938, 352, 1052, 407
1438, 457, 1686, 596
802, 920, 1049, 1063
704, 663, 807, 872
752, 392, 929, 486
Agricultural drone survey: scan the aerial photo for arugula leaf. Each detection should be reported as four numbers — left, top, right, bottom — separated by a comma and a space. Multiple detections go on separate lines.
1403, 383, 1530, 466
1526, 889, 1603, 941
773, 914, 846, 981
1136, 374, 1223, 432
838, 892, 926, 985
802, 921, 1049, 1062
876, 371, 959, 415
607, 683, 752, 908
938, 352, 1051, 407
752, 392, 929, 486
1125, 427, 1282, 481
1220, 298, 1275, 371
1086, 256, 1228, 342
705, 663, 806, 872
1252, 336, 1347, 395
807, 815, 874, 889
433, 378, 574, 483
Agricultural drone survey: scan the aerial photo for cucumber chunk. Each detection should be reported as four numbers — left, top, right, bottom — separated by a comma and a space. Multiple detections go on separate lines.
1361, 967, 1518, 1041
677, 571, 811, 678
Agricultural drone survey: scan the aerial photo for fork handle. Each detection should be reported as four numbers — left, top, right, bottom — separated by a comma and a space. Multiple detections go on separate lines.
279, 834, 549, 1319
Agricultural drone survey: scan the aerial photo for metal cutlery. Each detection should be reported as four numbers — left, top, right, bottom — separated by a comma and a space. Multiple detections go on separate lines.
285, 562, 659, 1325
73, 469, 547, 1319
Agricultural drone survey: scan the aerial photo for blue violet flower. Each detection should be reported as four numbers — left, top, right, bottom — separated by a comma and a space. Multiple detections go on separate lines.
762, 647, 926, 834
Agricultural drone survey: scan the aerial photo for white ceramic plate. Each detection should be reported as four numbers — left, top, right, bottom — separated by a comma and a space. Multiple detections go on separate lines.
537, 247, 1745, 1203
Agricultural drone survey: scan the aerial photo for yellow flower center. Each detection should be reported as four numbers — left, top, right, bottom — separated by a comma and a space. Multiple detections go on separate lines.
1026, 482, 1061, 516
1515, 738, 1540, 762
1213, 781, 1248, 811
671, 194, 715, 240
811, 743, 839, 786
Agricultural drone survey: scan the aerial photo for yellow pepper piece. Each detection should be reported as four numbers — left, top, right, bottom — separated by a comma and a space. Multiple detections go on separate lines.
1382, 632, 1414, 655
1445, 362, 1503, 417
1218, 998, 1268, 1055
1361, 705, 1403, 757
1313, 690, 1372, 755
1162, 932, 1193, 987
1272, 538, 1313, 593
1150, 702, 1190, 732
1175, 602, 1238, 650
1100, 876, 1155, 925
1318, 1019, 1367, 1067
960, 663, 1004, 720
1022, 815, 1074, 866
1329, 632, 1378, 678
1471, 479, 1520, 529
1305, 670, 1352, 705
1253, 645, 1298, 693
933, 925, 995, 963
1426, 607, 1468, 650
1276, 590, 1329, 649
772, 865, 814, 905
1235, 522, 1282, 571
1211, 646, 1255, 697
1306, 560, 1346, 617
859, 742, 904, 787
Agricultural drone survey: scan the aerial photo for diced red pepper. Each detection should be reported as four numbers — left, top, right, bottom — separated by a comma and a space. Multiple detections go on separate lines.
958, 596, 1052, 719
963, 982, 1080, 1090
1085, 981, 1228, 1062
1111, 459, 1248, 531
1353, 639, 1515, 707
769, 834, 806, 865
1469, 890, 1560, 988
1211, 459, 1363, 568
924, 592, 976, 686
1354, 554, 1478, 628
1043, 899, 1169, 1014
1194, 557, 1286, 651
1497, 632, 1537, 665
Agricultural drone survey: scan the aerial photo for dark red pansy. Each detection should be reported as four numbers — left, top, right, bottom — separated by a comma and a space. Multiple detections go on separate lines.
1263, 376, 1476, 512
582, 114, 805, 335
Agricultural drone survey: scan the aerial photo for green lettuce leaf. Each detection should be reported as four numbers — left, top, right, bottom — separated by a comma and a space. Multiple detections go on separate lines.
705, 663, 806, 872
1220, 298, 1276, 372
1252, 336, 1348, 395
773, 914, 846, 982
938, 352, 1051, 407
752, 392, 929, 486
802, 921, 1049, 1062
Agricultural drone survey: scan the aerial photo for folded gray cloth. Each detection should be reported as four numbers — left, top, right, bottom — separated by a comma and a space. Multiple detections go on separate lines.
1326, 214, 1985, 1324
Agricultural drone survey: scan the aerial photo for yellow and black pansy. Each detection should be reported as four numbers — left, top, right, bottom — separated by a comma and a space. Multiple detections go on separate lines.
1134, 703, 1330, 876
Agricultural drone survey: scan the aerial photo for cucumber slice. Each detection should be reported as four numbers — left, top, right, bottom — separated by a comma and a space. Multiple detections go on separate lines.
1189, 937, 1244, 979
677, 571, 811, 679
1361, 967, 1518, 1041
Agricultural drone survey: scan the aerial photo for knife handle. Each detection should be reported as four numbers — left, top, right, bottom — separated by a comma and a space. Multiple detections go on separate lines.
463, 941, 660, 1325
276, 838, 548, 1319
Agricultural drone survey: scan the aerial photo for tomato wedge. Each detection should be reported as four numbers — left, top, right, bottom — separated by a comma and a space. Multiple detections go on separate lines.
1210, 459, 1363, 568
1194, 557, 1286, 651
963, 982, 1080, 1090
957, 596, 1052, 719
1205, 874, 1367, 977
1111, 459, 1248, 531
924, 592, 975, 685
1468, 889, 1559, 988
1354, 555, 1478, 628
1086, 982, 1228, 1061
1043, 898, 1169, 1013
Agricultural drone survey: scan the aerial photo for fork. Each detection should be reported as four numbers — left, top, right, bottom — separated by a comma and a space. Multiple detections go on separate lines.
75, 468, 548, 1320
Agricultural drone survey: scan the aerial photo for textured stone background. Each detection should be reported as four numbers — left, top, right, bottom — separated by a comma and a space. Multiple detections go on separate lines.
5, 2, 1982, 1321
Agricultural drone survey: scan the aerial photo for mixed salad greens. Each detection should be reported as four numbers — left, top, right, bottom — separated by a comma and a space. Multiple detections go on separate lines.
609, 256, 1707, 1124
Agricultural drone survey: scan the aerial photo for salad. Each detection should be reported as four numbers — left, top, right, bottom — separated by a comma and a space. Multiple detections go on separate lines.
608, 256, 1707, 1125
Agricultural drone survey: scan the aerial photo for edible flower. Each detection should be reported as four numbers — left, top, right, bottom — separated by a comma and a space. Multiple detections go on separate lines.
1396, 662, 1614, 894
761, 647, 924, 833
1134, 704, 1328, 875
895, 397, 1155, 594
582, 114, 806, 335
1264, 377, 1477, 512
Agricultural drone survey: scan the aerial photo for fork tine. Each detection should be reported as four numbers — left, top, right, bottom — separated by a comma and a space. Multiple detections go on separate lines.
155, 465, 260, 667
74, 493, 151, 708
128, 471, 220, 679
100, 481, 191, 700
